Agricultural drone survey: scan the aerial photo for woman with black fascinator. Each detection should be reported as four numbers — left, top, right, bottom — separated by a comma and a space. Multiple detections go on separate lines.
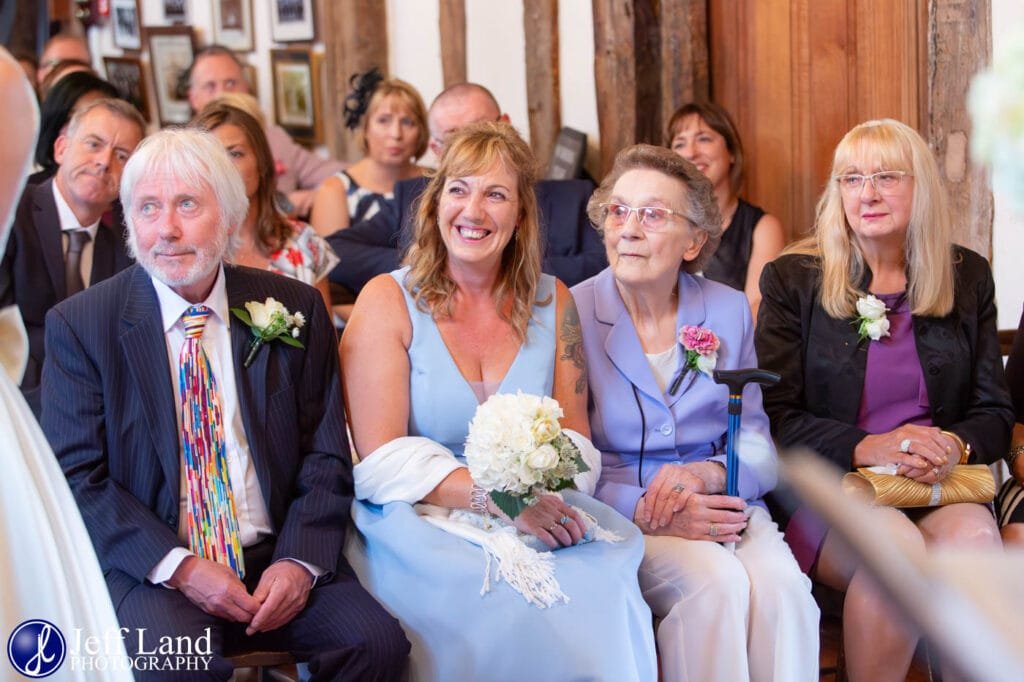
310, 69, 428, 236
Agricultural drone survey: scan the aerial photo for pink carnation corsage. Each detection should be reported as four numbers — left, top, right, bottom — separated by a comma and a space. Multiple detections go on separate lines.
668, 325, 720, 395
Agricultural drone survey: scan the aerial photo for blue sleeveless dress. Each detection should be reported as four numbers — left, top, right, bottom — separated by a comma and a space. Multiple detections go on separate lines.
346, 268, 657, 682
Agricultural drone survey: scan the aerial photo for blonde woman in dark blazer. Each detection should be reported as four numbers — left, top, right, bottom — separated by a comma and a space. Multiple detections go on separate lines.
756, 118, 1012, 682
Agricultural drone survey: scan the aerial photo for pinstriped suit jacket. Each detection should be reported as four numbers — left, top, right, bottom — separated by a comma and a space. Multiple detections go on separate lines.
41, 264, 352, 601
0, 179, 133, 413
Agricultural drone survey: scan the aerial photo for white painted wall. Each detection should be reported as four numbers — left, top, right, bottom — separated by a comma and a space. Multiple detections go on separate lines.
559, 0, 600, 178
991, 0, 1024, 329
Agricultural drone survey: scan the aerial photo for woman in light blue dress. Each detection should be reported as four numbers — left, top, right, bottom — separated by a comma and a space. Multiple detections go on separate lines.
341, 121, 656, 681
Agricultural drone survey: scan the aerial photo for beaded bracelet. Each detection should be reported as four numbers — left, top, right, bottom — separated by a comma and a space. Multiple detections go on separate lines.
470, 484, 490, 515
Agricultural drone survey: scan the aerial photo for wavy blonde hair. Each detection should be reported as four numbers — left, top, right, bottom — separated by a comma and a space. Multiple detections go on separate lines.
404, 120, 544, 339
786, 118, 954, 318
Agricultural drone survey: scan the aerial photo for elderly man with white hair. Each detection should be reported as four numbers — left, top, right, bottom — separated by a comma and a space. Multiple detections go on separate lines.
41, 127, 408, 681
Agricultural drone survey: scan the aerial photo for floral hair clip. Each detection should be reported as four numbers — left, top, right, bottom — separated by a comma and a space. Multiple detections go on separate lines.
668, 325, 720, 395
342, 67, 385, 130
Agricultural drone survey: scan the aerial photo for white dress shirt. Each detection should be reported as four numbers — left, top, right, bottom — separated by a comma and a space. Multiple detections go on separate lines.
146, 266, 319, 583
52, 181, 99, 287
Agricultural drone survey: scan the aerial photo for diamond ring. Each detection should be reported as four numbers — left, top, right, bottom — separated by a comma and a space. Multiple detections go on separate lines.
899, 438, 912, 453
672, 484, 686, 494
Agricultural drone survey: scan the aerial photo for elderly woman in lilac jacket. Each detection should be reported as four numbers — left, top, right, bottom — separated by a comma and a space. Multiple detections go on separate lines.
571, 144, 818, 682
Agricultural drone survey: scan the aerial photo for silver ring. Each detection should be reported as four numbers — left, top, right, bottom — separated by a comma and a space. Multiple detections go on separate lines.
709, 523, 719, 538
559, 515, 571, 525
932, 467, 940, 477
548, 523, 558, 531
672, 484, 686, 494
899, 438, 912, 453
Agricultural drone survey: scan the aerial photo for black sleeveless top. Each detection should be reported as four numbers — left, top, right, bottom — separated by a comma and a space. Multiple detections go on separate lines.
702, 198, 765, 292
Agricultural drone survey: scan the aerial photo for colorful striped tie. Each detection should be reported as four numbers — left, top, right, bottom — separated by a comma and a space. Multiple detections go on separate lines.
180, 305, 245, 578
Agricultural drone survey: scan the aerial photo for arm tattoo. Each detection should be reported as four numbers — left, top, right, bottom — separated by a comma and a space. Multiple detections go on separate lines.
559, 303, 588, 395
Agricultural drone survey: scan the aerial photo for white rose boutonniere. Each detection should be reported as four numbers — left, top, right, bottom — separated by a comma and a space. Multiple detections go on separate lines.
230, 297, 306, 368
854, 294, 891, 342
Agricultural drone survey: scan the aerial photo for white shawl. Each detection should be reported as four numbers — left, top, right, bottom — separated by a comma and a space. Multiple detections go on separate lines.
353, 430, 618, 607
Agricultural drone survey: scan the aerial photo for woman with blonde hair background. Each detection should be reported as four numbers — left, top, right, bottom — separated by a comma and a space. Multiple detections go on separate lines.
756, 118, 1012, 681
311, 70, 427, 235
341, 120, 656, 681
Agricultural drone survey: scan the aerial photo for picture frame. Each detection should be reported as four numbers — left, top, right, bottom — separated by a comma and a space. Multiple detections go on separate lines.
162, 0, 189, 24
242, 63, 259, 100
270, 48, 320, 144
146, 25, 195, 126
213, 0, 254, 52
111, 0, 142, 51
103, 56, 151, 122
269, 0, 316, 43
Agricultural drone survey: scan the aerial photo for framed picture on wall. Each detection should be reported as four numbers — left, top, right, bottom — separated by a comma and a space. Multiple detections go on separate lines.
103, 56, 151, 122
163, 0, 189, 24
213, 0, 254, 52
146, 26, 195, 126
111, 0, 142, 51
269, 0, 316, 42
270, 48, 320, 144
242, 63, 259, 99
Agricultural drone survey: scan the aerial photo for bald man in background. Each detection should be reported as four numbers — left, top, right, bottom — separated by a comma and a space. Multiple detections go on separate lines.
37, 33, 91, 87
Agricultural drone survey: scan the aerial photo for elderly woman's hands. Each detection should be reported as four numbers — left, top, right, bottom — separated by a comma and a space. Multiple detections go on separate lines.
635, 492, 748, 542
643, 461, 727, 530
513, 493, 587, 549
853, 424, 957, 483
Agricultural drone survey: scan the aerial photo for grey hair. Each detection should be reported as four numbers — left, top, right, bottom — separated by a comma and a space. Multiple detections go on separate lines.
66, 97, 146, 140
120, 127, 247, 260
588, 143, 722, 274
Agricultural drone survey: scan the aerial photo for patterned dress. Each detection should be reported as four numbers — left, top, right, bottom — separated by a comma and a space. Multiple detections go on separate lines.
268, 220, 339, 286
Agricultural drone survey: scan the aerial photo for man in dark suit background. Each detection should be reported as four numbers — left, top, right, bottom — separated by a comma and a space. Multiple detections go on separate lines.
42, 128, 408, 681
0, 97, 143, 415
326, 82, 605, 296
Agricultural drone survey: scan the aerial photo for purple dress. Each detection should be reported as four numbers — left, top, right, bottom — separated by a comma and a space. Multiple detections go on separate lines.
786, 292, 930, 573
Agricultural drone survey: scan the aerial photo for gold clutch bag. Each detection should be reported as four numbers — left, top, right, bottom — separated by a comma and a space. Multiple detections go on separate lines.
841, 464, 996, 508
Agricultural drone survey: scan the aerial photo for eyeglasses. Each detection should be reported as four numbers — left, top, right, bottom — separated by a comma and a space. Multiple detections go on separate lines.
600, 203, 687, 231
834, 170, 911, 195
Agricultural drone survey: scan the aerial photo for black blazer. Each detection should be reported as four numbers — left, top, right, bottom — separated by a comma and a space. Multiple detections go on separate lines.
41, 265, 351, 603
0, 179, 132, 414
326, 176, 607, 293
755, 247, 1013, 469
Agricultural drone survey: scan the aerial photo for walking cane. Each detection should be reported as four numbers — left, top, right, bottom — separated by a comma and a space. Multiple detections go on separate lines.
713, 368, 780, 549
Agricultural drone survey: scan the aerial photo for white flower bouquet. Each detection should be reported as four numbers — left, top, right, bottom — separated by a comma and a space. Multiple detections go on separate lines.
464, 391, 589, 519
969, 32, 1024, 204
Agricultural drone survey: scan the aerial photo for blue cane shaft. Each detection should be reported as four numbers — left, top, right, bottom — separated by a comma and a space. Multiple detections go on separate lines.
726, 395, 741, 497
